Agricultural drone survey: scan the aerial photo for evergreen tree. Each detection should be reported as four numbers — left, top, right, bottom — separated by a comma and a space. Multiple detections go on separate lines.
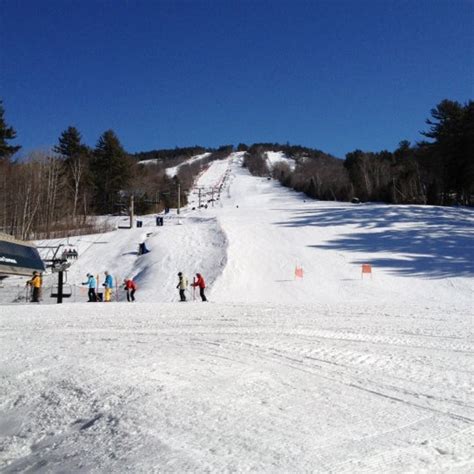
460, 101, 474, 205
0, 100, 21, 160
91, 130, 132, 213
54, 126, 91, 219
344, 150, 371, 201
422, 100, 474, 204
54, 126, 88, 158
306, 176, 318, 198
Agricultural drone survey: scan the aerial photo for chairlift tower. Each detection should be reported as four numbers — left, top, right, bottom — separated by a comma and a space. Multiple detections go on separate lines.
193, 186, 207, 208
38, 243, 73, 304
51, 259, 72, 304
177, 183, 181, 215
130, 194, 135, 228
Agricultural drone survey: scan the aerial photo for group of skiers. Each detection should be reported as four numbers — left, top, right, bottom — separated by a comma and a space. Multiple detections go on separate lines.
23, 267, 207, 304
176, 272, 207, 302
23, 268, 208, 303
81, 271, 207, 302
82, 271, 136, 302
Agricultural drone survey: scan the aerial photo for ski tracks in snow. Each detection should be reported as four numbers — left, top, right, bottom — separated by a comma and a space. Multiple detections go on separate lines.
1, 302, 472, 472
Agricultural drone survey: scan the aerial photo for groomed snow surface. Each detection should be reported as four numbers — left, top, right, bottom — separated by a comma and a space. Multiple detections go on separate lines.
1, 153, 473, 472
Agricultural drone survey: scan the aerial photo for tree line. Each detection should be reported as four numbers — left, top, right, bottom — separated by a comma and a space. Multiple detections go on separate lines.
243, 99, 473, 206
0, 98, 472, 239
0, 101, 227, 239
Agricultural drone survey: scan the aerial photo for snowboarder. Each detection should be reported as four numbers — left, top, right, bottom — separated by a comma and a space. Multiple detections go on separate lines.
192, 273, 207, 302
176, 272, 188, 301
103, 271, 114, 302
26, 271, 42, 303
124, 278, 137, 302
82, 273, 97, 302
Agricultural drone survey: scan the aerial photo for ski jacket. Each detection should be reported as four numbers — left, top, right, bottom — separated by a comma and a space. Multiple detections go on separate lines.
193, 274, 206, 289
28, 274, 42, 288
177, 275, 188, 290
83, 275, 96, 288
104, 274, 114, 288
124, 279, 137, 290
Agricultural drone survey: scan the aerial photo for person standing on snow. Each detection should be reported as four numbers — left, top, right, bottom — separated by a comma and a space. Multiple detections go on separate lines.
176, 272, 188, 301
26, 271, 42, 303
82, 273, 97, 302
103, 271, 114, 302
192, 273, 207, 302
124, 278, 137, 302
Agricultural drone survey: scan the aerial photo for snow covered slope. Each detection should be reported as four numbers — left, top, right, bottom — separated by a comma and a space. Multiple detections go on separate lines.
2, 151, 471, 307
137, 152, 211, 176
210, 154, 473, 307
166, 152, 212, 177
265, 150, 296, 171
1, 151, 473, 472
1, 302, 472, 472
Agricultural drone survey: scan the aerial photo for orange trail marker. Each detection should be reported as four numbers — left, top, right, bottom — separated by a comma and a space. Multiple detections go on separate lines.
361, 264, 372, 279
295, 266, 304, 279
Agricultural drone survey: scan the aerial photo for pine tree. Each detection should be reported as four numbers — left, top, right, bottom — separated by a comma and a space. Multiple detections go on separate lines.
422, 100, 473, 204
0, 100, 21, 160
91, 130, 132, 213
54, 126, 91, 219
54, 126, 87, 158
306, 176, 318, 198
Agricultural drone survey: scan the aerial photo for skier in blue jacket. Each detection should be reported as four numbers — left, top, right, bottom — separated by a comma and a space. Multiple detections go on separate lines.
82, 273, 97, 302
103, 271, 114, 302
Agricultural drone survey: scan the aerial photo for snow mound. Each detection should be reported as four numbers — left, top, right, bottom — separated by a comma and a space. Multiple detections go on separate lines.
166, 153, 212, 177
265, 151, 296, 171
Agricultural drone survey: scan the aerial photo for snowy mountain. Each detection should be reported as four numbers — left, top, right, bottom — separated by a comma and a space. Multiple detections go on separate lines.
1, 152, 473, 472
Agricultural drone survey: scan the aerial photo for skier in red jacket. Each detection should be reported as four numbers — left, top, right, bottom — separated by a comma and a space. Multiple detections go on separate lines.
124, 278, 137, 302
192, 273, 207, 302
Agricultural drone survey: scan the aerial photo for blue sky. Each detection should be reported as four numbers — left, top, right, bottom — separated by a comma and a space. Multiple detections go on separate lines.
1, 0, 472, 158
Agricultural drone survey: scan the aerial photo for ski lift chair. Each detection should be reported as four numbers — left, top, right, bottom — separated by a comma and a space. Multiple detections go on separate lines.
66, 247, 79, 259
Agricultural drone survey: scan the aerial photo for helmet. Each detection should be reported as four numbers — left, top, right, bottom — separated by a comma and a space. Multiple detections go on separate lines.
178, 272, 182, 276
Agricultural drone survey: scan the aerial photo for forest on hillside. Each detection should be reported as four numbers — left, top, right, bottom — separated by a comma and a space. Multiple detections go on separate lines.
244, 100, 473, 206
0, 99, 472, 240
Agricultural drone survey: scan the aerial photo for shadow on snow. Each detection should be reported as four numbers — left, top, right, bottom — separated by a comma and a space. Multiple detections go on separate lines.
274, 204, 474, 279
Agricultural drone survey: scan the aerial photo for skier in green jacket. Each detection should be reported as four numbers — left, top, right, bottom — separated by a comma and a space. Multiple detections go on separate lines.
176, 272, 188, 301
